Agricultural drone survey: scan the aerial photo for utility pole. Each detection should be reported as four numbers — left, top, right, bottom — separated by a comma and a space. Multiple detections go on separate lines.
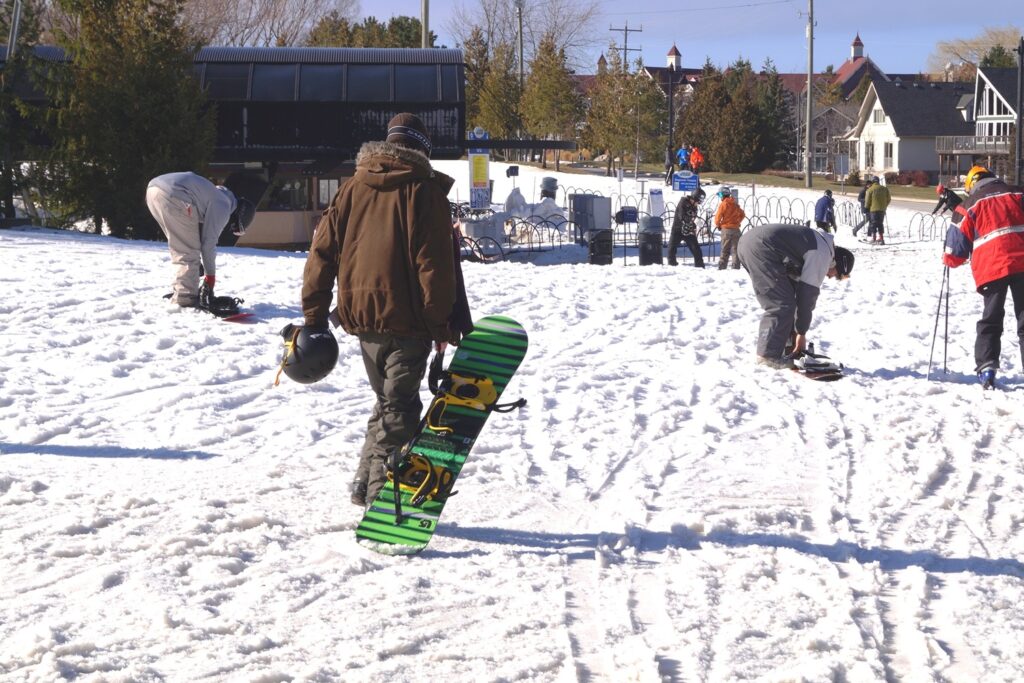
1015, 35, 1023, 186
420, 0, 429, 48
514, 0, 525, 159
608, 22, 642, 71
804, 0, 814, 188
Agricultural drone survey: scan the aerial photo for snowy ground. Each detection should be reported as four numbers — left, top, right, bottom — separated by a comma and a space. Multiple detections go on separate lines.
2, 162, 1023, 682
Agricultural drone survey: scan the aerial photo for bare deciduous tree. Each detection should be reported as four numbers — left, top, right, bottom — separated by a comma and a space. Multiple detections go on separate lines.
927, 25, 1023, 74
184, 0, 360, 46
446, 0, 600, 73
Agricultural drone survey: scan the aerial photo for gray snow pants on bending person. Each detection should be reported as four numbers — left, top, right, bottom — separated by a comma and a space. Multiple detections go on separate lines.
354, 332, 432, 502
146, 185, 203, 306
737, 230, 798, 359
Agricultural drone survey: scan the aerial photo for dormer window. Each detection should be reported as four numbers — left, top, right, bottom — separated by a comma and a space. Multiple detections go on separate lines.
872, 109, 885, 124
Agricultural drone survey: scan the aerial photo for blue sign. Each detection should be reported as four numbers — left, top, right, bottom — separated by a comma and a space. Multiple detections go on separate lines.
672, 171, 700, 192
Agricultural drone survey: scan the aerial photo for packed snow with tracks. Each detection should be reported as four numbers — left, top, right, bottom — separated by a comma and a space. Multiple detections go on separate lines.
2, 162, 1023, 681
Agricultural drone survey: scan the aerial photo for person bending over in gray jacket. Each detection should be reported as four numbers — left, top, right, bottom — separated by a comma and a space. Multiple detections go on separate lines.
146, 172, 254, 308
737, 223, 854, 369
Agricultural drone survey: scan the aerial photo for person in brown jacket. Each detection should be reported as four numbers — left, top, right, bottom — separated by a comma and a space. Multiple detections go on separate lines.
714, 188, 746, 269
301, 113, 466, 507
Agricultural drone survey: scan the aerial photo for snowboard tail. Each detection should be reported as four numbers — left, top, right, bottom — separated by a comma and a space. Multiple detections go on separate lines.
355, 315, 528, 554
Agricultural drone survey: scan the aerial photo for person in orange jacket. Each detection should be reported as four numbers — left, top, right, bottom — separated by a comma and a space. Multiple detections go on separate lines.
689, 146, 705, 173
714, 188, 746, 269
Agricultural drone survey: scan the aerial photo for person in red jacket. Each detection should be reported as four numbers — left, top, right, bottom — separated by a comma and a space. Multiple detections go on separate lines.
942, 165, 1024, 388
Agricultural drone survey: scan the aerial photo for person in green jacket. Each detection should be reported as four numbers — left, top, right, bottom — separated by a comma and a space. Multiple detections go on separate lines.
864, 176, 892, 245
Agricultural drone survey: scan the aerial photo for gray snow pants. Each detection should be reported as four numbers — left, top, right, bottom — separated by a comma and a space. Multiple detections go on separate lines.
146, 185, 203, 306
737, 230, 798, 359
354, 332, 432, 502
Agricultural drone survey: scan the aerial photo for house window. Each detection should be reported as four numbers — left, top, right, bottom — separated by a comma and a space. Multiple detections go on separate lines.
872, 109, 885, 124
865, 142, 875, 167
883, 142, 893, 168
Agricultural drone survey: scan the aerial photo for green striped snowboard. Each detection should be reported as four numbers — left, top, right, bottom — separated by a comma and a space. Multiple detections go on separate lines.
355, 315, 528, 555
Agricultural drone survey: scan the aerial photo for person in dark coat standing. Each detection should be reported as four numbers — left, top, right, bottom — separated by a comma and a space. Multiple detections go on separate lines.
814, 189, 836, 232
664, 145, 675, 186
942, 166, 1024, 388
932, 183, 966, 222
737, 223, 854, 368
302, 113, 471, 507
852, 178, 871, 236
668, 188, 706, 267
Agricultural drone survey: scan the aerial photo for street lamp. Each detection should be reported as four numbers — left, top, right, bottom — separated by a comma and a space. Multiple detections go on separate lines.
667, 64, 676, 157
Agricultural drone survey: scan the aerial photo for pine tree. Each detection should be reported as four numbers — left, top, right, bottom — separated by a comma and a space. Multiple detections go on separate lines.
46, 0, 214, 238
1, 0, 44, 218
581, 47, 633, 175
678, 59, 727, 165
476, 41, 520, 152
521, 33, 583, 169
462, 27, 489, 130
305, 11, 354, 46
755, 58, 792, 170
714, 66, 761, 173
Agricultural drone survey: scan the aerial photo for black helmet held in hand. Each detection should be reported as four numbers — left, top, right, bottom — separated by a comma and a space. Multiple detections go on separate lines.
833, 246, 855, 279
276, 324, 339, 384
230, 197, 256, 236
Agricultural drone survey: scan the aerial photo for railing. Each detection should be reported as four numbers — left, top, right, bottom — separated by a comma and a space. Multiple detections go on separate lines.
935, 135, 1012, 154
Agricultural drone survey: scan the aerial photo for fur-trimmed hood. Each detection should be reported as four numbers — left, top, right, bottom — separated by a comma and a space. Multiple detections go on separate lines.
354, 141, 454, 194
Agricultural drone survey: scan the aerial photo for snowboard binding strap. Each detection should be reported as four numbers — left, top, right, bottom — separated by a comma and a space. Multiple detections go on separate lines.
386, 452, 457, 522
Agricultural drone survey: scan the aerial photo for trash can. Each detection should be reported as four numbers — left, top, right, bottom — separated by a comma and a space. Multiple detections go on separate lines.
637, 216, 664, 266
587, 229, 613, 265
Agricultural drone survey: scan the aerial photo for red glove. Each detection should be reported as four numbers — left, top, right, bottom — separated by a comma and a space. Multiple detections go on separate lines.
204, 274, 216, 288
942, 253, 964, 268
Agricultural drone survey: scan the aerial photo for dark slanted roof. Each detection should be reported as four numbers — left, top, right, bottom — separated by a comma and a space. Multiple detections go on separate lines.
978, 67, 1019, 114
872, 79, 974, 137
644, 65, 703, 92
196, 46, 463, 65
2, 45, 464, 67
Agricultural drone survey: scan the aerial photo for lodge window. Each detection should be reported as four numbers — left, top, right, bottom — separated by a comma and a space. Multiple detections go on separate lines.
251, 64, 296, 101
395, 65, 438, 102
204, 64, 250, 99
348, 65, 391, 101
299, 64, 344, 101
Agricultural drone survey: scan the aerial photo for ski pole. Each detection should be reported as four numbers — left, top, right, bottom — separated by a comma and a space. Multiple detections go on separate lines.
927, 266, 949, 380
943, 264, 950, 374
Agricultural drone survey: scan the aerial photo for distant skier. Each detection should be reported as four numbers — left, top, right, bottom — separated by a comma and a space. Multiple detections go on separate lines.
714, 188, 745, 269
864, 176, 891, 244
941, 165, 1024, 389
676, 145, 690, 171
668, 188, 706, 268
145, 172, 254, 310
689, 146, 705, 173
852, 177, 871, 236
737, 223, 854, 369
814, 189, 836, 233
932, 183, 966, 223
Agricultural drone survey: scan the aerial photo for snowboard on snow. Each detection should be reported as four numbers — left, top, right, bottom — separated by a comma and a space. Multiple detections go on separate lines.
163, 292, 257, 323
791, 345, 843, 381
355, 315, 528, 555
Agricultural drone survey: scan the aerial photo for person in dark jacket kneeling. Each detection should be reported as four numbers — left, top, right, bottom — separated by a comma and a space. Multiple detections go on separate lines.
737, 223, 854, 369
301, 113, 472, 506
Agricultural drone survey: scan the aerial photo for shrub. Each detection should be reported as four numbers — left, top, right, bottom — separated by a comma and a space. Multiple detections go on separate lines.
910, 170, 930, 187
884, 172, 899, 185
845, 169, 861, 186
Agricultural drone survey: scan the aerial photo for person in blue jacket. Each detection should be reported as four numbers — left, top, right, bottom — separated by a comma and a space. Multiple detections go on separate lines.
814, 189, 836, 233
676, 145, 690, 171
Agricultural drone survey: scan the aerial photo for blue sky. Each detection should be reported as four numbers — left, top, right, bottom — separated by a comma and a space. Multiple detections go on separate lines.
362, 0, 1021, 75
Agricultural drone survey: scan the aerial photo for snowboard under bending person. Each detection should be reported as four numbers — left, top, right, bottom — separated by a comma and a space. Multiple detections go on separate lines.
737, 223, 854, 369
668, 188, 706, 267
300, 113, 471, 507
941, 165, 1024, 389
146, 172, 254, 309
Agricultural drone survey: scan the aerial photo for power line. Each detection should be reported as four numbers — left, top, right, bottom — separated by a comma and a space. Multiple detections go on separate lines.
602, 0, 793, 16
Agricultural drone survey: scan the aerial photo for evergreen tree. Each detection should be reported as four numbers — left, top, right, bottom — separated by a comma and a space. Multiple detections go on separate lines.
678, 59, 727, 165
305, 11, 354, 46
581, 47, 632, 175
980, 44, 1016, 68
462, 26, 489, 130
713, 66, 761, 173
1, 0, 44, 218
46, 0, 214, 237
521, 33, 583, 169
476, 41, 520, 151
755, 58, 792, 170
306, 15, 434, 48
